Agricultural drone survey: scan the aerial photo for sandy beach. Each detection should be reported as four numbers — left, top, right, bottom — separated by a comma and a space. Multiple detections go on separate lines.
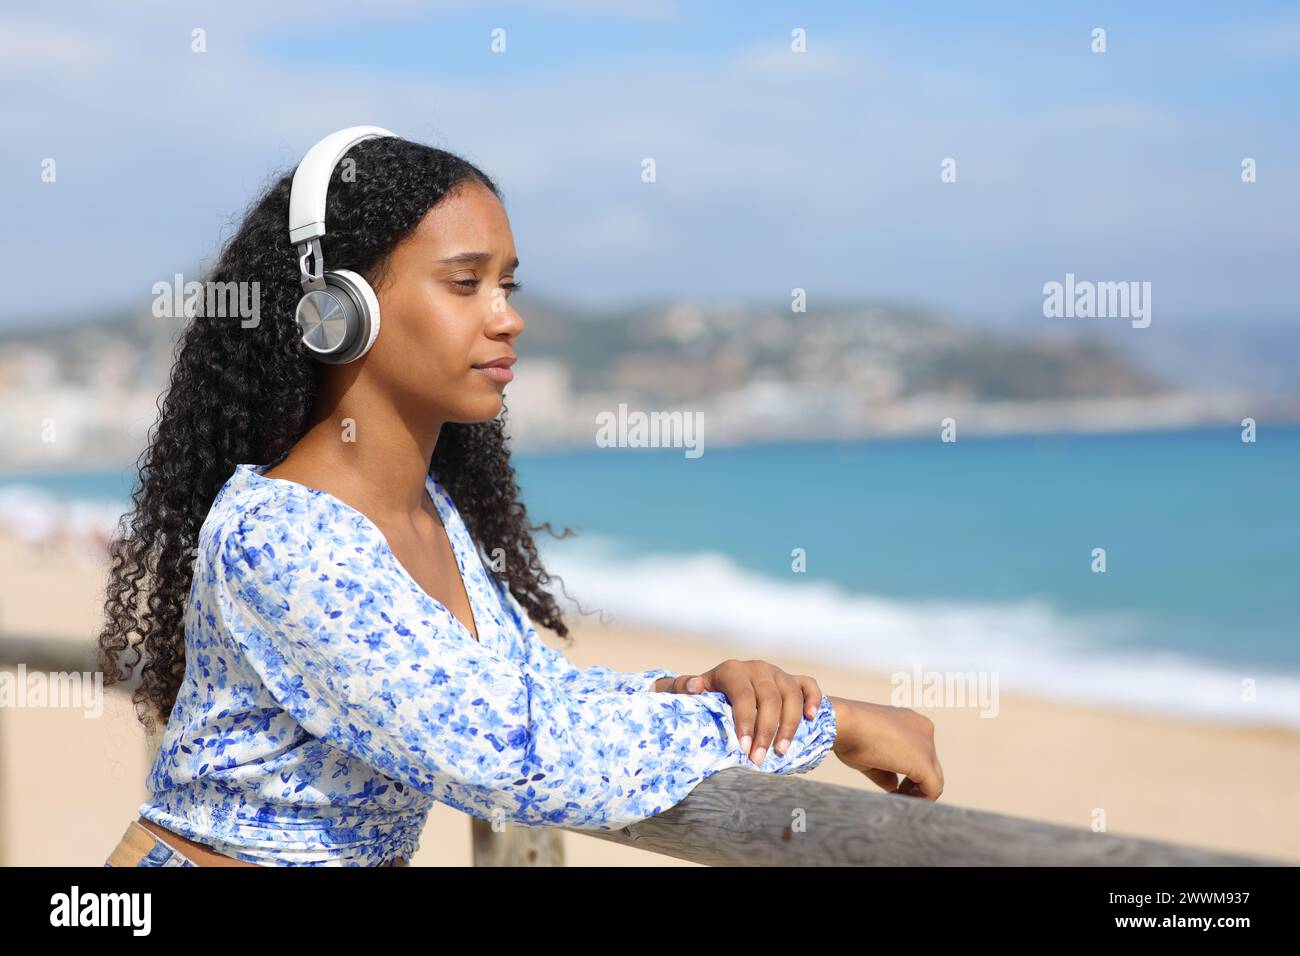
2, 527, 1297, 866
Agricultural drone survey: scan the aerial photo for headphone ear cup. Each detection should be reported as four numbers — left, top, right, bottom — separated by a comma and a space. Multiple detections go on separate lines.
293, 270, 380, 364
326, 269, 381, 362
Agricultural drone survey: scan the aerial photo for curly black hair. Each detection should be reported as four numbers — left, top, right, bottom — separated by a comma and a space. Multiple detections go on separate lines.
96, 136, 574, 736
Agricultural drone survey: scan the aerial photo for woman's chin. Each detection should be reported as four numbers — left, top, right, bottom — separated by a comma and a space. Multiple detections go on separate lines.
451, 391, 506, 424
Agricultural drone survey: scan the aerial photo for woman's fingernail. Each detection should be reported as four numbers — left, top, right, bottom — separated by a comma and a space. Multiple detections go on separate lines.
740, 735, 751, 753
777, 738, 791, 755
752, 746, 766, 766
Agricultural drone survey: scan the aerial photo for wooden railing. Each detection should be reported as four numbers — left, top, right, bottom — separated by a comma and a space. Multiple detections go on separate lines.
0, 635, 1284, 867
473, 769, 1283, 866
0, 634, 97, 673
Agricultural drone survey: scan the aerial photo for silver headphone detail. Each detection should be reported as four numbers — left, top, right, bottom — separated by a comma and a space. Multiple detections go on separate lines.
287, 126, 396, 365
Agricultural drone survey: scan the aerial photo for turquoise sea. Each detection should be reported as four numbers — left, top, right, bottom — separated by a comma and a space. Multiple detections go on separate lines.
3, 426, 1297, 728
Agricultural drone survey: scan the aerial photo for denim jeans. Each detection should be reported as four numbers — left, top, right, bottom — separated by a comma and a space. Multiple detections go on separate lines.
103, 819, 412, 865
103, 821, 199, 867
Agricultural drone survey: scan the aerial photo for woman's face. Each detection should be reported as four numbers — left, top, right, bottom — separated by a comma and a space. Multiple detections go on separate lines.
366, 180, 524, 424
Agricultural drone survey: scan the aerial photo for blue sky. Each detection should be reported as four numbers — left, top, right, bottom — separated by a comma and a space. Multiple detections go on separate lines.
2, 0, 1297, 333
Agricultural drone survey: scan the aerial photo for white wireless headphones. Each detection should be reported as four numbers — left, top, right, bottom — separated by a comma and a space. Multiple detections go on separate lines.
288, 125, 397, 364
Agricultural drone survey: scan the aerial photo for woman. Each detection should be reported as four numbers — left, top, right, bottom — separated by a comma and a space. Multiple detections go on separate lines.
96, 128, 943, 867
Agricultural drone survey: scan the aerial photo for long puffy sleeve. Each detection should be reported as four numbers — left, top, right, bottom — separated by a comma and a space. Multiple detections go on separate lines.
216, 500, 839, 832
488, 574, 678, 695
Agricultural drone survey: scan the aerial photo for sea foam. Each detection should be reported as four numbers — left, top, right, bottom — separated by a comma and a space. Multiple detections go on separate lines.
540, 533, 1300, 732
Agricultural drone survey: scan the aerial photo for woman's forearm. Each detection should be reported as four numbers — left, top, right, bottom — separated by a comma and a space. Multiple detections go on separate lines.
828, 695, 863, 753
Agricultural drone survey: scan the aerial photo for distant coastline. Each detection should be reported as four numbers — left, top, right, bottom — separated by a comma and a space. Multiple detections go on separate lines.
5, 299, 1298, 472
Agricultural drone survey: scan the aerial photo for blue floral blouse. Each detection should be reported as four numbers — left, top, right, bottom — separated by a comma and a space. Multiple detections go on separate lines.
137, 462, 839, 866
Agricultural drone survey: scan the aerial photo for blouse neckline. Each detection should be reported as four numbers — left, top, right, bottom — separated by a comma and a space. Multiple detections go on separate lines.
232, 462, 493, 650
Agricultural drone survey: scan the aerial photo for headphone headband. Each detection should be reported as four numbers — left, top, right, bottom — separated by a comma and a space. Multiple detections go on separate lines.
287, 126, 395, 364
287, 125, 396, 244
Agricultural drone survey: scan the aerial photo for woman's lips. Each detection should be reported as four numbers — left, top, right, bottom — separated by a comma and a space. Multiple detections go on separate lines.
472, 355, 516, 384
472, 365, 514, 383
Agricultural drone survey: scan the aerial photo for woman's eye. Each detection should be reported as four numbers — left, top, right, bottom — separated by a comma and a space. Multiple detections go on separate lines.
451, 278, 523, 298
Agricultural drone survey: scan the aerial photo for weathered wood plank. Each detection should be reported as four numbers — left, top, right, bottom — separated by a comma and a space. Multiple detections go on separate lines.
572, 768, 1284, 866
0, 634, 97, 674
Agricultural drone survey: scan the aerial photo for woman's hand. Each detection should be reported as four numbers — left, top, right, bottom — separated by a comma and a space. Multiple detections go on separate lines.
656, 660, 823, 766
828, 696, 944, 800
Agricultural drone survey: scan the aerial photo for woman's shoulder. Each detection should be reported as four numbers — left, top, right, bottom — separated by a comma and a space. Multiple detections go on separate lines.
201, 463, 366, 559
206, 462, 312, 524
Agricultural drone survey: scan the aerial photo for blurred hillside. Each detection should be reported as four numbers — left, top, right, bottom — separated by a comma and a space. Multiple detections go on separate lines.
0, 296, 1291, 470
